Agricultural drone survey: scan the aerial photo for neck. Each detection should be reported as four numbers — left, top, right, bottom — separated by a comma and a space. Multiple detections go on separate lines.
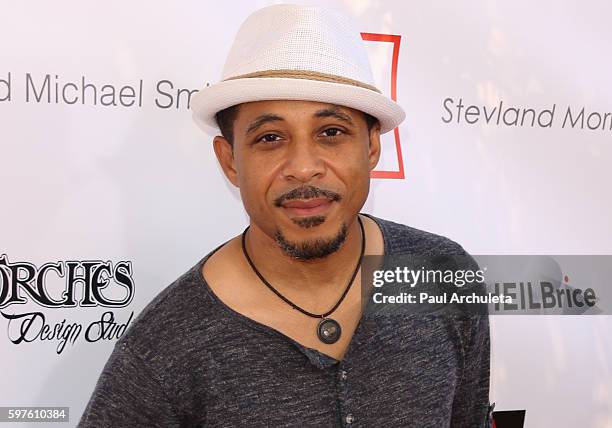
244, 215, 364, 305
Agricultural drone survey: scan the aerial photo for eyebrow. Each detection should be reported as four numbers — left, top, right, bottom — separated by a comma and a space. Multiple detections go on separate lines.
244, 105, 355, 136
245, 113, 284, 135
313, 105, 355, 127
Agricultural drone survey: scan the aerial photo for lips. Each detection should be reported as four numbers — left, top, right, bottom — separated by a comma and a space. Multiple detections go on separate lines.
281, 198, 333, 216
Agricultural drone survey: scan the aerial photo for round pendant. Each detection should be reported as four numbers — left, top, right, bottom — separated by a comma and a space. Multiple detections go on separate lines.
317, 318, 342, 344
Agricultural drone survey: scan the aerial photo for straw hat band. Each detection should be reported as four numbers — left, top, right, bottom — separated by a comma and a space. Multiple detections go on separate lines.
223, 69, 381, 94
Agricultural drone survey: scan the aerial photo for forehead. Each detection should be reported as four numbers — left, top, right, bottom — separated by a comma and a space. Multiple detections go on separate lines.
235, 100, 364, 124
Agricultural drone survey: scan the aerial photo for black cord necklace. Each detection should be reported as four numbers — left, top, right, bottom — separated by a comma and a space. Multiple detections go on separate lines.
241, 216, 366, 345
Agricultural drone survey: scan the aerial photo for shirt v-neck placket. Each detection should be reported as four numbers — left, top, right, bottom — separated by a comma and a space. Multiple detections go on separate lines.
289, 336, 362, 427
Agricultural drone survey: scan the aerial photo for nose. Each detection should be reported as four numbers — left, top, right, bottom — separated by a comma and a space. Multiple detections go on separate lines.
280, 139, 326, 183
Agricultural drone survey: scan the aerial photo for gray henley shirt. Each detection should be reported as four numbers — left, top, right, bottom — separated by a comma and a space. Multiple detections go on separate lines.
79, 215, 491, 427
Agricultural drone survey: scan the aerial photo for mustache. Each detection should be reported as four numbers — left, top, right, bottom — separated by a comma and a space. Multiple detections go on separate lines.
273, 185, 342, 207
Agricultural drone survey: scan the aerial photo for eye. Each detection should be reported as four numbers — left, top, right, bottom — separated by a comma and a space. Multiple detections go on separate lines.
255, 133, 282, 144
320, 128, 344, 139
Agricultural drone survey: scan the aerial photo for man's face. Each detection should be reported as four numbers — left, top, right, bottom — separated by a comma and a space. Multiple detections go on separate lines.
214, 100, 381, 259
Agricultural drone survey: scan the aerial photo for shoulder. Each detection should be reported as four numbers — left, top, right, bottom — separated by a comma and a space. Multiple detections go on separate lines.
116, 255, 216, 359
365, 214, 469, 256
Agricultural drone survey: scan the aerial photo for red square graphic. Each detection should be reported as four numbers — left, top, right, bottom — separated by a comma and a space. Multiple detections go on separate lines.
361, 32, 404, 180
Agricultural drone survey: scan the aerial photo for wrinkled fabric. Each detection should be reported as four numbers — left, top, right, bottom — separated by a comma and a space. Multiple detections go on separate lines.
79, 215, 490, 427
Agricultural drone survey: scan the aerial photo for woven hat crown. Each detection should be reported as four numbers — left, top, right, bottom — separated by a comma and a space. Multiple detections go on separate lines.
221, 4, 377, 90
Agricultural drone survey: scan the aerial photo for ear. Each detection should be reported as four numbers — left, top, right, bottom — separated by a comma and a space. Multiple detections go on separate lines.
367, 121, 382, 171
213, 136, 239, 187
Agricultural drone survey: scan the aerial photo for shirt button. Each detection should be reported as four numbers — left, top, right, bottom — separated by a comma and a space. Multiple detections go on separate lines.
340, 370, 348, 380
345, 414, 354, 424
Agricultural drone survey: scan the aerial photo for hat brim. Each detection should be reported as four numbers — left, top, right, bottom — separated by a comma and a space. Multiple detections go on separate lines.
190, 77, 405, 135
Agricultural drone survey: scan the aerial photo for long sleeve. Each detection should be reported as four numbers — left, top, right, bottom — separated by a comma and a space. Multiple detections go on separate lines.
78, 341, 182, 428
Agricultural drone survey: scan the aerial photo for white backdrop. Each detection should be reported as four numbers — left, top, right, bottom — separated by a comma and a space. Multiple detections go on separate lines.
1, 1, 611, 427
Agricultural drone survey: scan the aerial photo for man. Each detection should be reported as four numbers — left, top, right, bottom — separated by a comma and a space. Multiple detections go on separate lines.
79, 4, 491, 427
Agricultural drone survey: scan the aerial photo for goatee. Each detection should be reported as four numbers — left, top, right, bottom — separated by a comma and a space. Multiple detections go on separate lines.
274, 223, 348, 260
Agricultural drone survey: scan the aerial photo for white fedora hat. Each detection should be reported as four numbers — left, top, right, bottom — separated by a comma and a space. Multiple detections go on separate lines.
190, 4, 405, 135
